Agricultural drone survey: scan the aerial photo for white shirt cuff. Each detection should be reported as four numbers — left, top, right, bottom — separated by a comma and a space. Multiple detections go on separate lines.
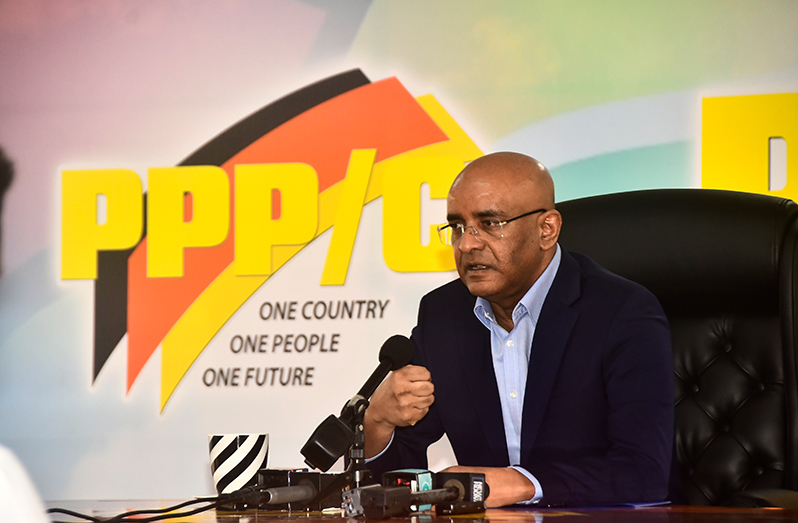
509, 465, 543, 504
364, 431, 395, 463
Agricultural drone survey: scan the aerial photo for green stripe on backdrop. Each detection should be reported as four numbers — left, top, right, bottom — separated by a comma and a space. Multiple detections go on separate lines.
352, 1, 798, 141
551, 141, 693, 203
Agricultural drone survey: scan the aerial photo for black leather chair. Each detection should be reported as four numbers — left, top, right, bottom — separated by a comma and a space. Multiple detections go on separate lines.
557, 188, 798, 507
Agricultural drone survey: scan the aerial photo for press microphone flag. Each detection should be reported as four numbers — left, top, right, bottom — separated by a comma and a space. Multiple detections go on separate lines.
300, 335, 414, 471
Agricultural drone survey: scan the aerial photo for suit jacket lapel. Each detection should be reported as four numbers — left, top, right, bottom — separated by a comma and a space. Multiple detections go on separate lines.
456, 302, 510, 465
520, 250, 581, 464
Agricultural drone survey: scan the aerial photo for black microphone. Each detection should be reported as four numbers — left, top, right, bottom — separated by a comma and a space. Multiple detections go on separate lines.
357, 334, 414, 398
349, 471, 489, 518
300, 335, 414, 471
341, 335, 414, 424
259, 483, 317, 504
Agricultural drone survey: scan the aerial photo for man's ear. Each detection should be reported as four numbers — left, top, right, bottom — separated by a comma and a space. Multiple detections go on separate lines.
539, 210, 562, 250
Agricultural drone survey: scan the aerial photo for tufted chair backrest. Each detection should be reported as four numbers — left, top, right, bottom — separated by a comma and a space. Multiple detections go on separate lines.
557, 188, 798, 505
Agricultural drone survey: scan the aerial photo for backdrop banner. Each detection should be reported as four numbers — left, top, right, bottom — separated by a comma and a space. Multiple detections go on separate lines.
0, 0, 796, 500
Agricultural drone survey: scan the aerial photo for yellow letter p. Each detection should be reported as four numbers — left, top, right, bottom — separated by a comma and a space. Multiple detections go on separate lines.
61, 169, 143, 280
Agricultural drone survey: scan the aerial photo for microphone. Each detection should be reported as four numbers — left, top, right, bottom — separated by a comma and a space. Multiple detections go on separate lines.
342, 335, 414, 424
259, 483, 316, 504
348, 471, 489, 518
358, 335, 414, 397
358, 486, 460, 519
300, 335, 414, 472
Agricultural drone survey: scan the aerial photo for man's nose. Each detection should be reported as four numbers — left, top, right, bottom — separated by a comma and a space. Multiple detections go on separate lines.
458, 225, 484, 252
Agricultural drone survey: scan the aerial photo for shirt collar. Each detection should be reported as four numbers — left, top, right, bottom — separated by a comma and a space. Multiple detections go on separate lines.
474, 244, 562, 331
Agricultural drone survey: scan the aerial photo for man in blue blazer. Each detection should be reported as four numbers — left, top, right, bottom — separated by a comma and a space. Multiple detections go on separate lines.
364, 152, 674, 507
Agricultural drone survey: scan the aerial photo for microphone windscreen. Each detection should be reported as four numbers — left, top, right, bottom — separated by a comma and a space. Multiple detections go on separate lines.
378, 335, 414, 370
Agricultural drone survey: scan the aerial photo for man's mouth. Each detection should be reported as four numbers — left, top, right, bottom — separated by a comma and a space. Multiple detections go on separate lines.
466, 263, 490, 271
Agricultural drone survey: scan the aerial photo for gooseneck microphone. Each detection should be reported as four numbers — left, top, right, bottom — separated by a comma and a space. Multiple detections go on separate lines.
300, 335, 414, 472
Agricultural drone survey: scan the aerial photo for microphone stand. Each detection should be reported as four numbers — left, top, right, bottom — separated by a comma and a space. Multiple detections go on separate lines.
343, 396, 374, 488
300, 334, 414, 473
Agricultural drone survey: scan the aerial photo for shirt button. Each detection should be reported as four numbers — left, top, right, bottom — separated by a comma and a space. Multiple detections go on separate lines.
510, 391, 517, 398
507, 340, 514, 348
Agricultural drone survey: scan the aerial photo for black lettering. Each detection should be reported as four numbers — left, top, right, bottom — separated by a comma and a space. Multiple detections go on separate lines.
292, 367, 303, 385
275, 302, 289, 319
366, 300, 377, 318
244, 335, 258, 352
284, 299, 390, 320
378, 299, 389, 318
263, 301, 299, 320
328, 301, 341, 319
313, 301, 326, 319
342, 301, 353, 319
230, 335, 243, 353
256, 368, 267, 386
260, 302, 273, 320
213, 367, 317, 387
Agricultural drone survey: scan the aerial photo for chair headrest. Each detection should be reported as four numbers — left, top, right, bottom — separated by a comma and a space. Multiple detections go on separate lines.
557, 189, 798, 316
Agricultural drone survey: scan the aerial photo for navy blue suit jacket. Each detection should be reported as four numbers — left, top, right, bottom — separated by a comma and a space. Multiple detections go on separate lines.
368, 250, 674, 506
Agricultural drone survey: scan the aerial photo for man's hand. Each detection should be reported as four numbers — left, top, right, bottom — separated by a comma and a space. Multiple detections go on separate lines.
363, 365, 434, 458
441, 466, 536, 507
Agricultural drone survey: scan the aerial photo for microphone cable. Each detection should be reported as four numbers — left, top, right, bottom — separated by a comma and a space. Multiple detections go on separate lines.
46, 484, 290, 523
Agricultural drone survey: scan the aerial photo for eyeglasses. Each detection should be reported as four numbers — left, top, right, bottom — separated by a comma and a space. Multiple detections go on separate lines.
436, 208, 549, 245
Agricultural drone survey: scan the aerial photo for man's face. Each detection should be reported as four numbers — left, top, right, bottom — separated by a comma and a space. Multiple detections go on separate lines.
446, 168, 553, 310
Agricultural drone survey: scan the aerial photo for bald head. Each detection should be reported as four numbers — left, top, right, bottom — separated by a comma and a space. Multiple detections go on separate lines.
452, 152, 554, 209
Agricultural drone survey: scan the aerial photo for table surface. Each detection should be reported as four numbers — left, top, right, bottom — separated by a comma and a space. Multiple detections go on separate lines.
45, 500, 798, 523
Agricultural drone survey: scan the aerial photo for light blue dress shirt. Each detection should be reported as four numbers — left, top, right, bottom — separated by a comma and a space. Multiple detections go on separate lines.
473, 244, 561, 504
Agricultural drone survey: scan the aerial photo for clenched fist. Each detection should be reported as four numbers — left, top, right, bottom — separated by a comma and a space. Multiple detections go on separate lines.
363, 364, 435, 457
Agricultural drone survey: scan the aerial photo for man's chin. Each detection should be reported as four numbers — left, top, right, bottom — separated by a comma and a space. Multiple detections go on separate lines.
461, 277, 498, 299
